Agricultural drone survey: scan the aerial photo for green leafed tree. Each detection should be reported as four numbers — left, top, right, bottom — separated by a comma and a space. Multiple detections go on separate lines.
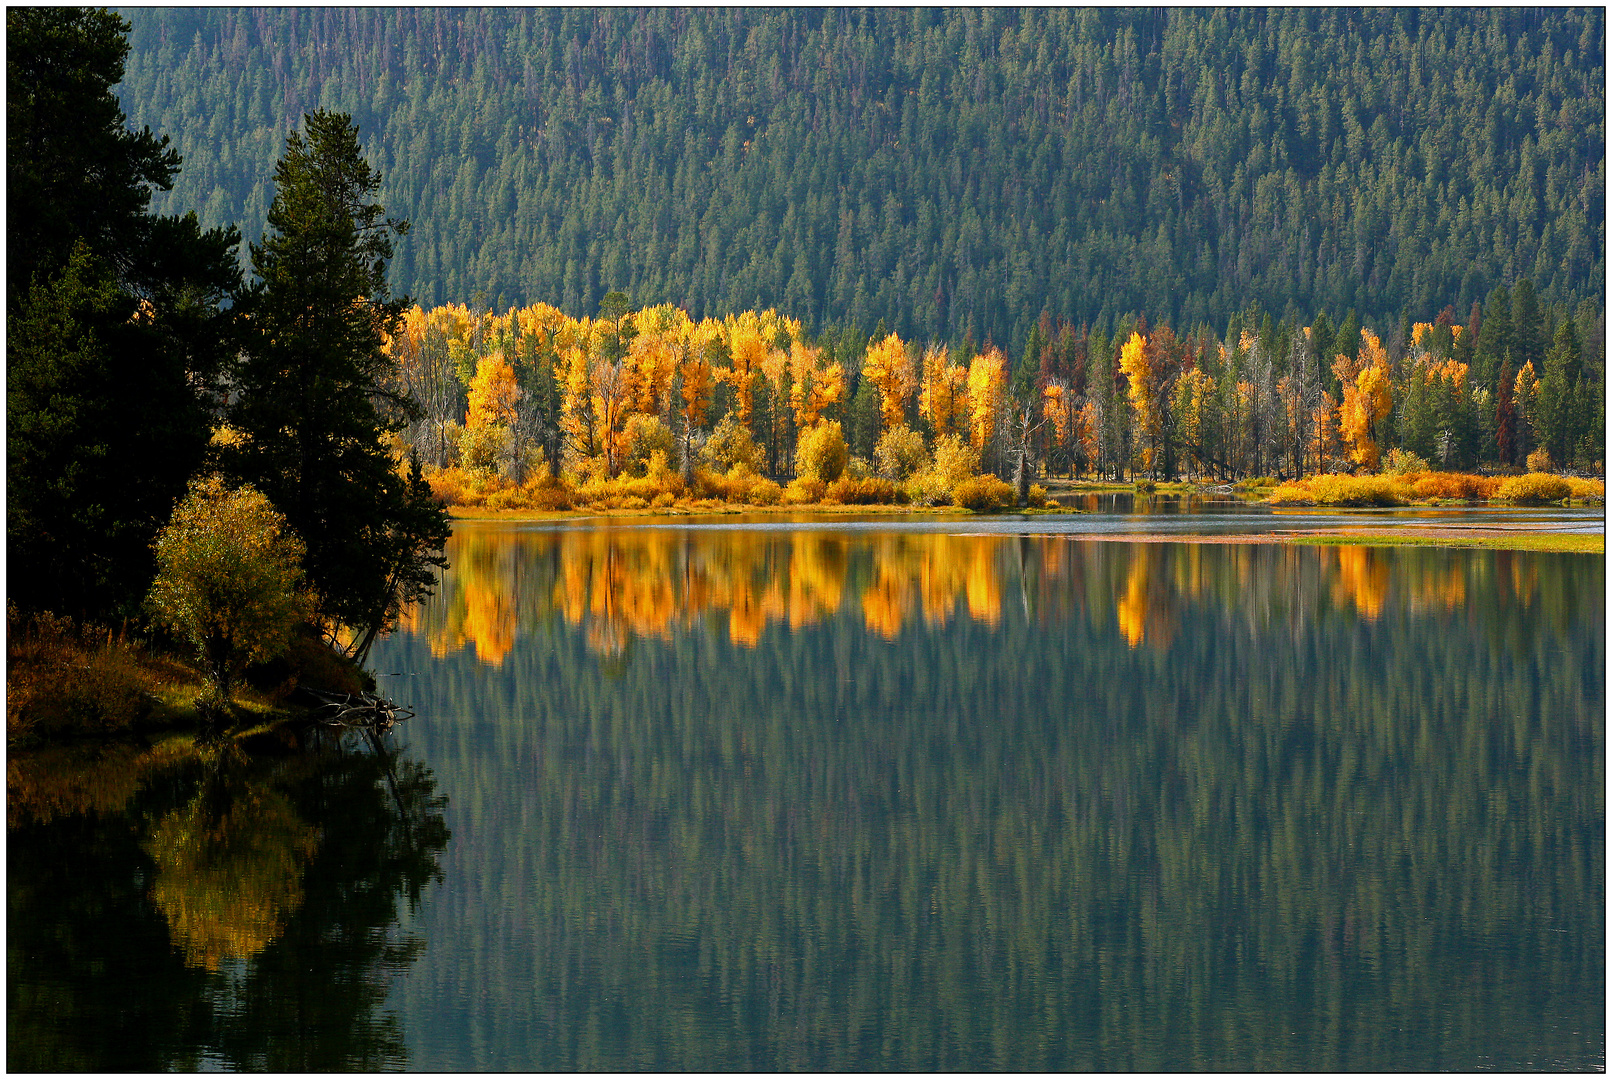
225, 109, 448, 663
148, 474, 314, 703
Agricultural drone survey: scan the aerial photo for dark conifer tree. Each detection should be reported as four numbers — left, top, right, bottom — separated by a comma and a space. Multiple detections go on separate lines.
226, 109, 448, 662
7, 7, 240, 618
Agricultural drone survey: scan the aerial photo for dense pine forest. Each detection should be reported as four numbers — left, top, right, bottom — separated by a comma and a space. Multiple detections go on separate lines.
119, 8, 1604, 354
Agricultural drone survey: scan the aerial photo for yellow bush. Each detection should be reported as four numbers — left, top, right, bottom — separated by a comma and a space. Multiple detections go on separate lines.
484, 487, 527, 511
747, 477, 783, 506
1382, 448, 1431, 474
1267, 474, 1408, 507
622, 414, 676, 475
1495, 472, 1571, 504
873, 424, 929, 480
930, 433, 980, 487
702, 414, 762, 474
953, 474, 1015, 511
427, 466, 490, 507
824, 476, 900, 505
795, 421, 849, 483
576, 468, 683, 508
1409, 472, 1501, 501
783, 477, 827, 505
904, 469, 954, 507
1526, 447, 1554, 472
1566, 477, 1605, 502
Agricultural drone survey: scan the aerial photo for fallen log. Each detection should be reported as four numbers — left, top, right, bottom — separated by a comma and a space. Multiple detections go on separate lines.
297, 686, 415, 732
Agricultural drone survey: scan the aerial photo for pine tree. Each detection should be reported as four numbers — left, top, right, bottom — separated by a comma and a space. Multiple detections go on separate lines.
7, 8, 241, 619
226, 110, 448, 663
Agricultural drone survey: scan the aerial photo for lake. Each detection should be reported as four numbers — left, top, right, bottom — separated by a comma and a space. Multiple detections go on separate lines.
8, 507, 1605, 1071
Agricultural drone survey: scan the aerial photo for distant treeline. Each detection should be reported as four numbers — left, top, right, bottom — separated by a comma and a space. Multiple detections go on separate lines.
391, 285, 1605, 497
118, 8, 1604, 357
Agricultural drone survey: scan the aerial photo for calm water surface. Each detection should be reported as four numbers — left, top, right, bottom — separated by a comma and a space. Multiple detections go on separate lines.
9, 508, 1604, 1071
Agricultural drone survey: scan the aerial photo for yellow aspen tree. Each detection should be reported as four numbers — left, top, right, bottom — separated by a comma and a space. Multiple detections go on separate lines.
789, 341, 845, 430
919, 345, 966, 438
589, 353, 634, 477
681, 320, 721, 430
723, 313, 767, 428
758, 342, 792, 475
631, 303, 690, 417
966, 349, 1006, 452
862, 332, 915, 432
627, 328, 676, 417
467, 353, 519, 429
560, 342, 599, 465
1117, 330, 1164, 474
1174, 367, 1214, 477
1340, 364, 1392, 469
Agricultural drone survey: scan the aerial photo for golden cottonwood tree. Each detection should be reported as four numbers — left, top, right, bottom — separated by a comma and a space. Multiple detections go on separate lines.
966, 349, 1006, 452
788, 341, 844, 430
724, 314, 767, 429
919, 345, 967, 438
1338, 331, 1393, 469
862, 333, 915, 432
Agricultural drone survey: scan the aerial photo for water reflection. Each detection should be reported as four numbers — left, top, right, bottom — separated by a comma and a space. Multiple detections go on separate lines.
7, 729, 449, 1072
374, 527, 1602, 1070
405, 523, 1596, 660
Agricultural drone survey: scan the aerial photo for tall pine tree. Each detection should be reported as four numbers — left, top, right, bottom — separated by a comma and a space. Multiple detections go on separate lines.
226, 109, 448, 663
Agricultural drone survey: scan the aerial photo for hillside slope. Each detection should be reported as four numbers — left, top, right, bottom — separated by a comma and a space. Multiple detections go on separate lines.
118, 8, 1603, 351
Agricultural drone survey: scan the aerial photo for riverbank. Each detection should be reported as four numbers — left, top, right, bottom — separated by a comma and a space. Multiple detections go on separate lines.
1072, 528, 1602, 554
5, 613, 371, 749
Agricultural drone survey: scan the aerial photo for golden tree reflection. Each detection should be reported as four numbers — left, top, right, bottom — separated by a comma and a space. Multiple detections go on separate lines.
399, 525, 1537, 659
1329, 547, 1390, 620
143, 762, 320, 971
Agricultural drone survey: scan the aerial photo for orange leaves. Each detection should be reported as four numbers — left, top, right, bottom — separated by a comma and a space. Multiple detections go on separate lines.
466, 353, 519, 431
919, 344, 968, 438
965, 348, 1007, 451
1336, 329, 1393, 470
862, 332, 915, 431
789, 342, 844, 430
680, 318, 723, 431
1339, 360, 1392, 470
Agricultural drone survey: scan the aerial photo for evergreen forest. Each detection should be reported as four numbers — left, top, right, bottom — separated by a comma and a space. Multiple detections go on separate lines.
118, 8, 1604, 355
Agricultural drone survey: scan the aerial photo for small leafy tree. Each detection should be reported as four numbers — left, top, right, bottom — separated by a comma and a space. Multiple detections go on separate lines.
148, 475, 314, 703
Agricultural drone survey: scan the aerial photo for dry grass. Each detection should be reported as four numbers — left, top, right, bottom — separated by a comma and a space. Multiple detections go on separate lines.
6, 609, 156, 743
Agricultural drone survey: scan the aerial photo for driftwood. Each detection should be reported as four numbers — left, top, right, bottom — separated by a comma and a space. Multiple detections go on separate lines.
300, 687, 414, 732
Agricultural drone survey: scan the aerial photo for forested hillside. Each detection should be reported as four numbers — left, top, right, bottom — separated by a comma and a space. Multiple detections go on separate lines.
118, 8, 1603, 355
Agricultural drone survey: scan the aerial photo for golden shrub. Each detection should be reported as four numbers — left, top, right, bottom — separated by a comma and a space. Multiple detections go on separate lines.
1495, 472, 1571, 504
953, 474, 1015, 511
